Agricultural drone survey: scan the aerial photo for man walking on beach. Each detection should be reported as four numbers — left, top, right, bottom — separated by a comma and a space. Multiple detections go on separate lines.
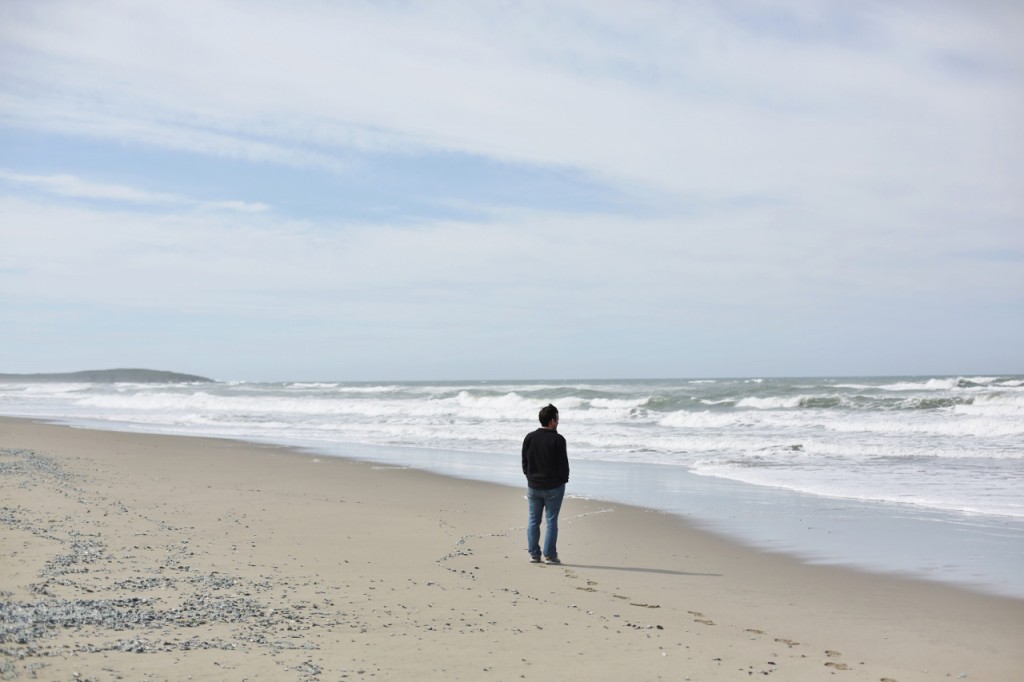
522, 404, 569, 564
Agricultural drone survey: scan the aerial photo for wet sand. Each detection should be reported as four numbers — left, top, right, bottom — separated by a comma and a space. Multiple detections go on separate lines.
1, 416, 1022, 680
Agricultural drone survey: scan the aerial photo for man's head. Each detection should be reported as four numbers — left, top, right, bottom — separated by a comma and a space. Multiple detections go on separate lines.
538, 404, 559, 428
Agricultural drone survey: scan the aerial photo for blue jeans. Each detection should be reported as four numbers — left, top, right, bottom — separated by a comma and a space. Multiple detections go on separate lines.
527, 484, 565, 559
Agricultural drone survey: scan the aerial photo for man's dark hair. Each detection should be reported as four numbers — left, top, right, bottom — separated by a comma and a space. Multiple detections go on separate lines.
538, 404, 559, 426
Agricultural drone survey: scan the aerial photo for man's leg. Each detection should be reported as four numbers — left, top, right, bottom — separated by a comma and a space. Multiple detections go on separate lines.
542, 484, 565, 560
526, 487, 543, 560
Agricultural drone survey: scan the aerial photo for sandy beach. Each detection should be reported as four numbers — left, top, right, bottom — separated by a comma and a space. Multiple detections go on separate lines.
1, 417, 1022, 681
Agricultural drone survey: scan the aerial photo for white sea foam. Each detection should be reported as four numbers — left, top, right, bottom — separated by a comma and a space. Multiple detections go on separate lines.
826, 414, 1024, 439
658, 410, 756, 429
16, 382, 92, 395
874, 376, 1008, 392
589, 397, 650, 410
877, 378, 960, 391
451, 390, 538, 416
736, 396, 804, 409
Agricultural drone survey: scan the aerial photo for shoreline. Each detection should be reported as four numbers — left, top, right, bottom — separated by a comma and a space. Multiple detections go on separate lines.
2, 416, 1022, 680
282, 436, 1024, 600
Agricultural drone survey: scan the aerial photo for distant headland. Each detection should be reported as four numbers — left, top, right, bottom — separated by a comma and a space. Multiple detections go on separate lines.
0, 369, 214, 383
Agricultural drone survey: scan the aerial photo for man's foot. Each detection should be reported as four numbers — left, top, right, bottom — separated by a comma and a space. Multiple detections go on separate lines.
530, 555, 542, 563
544, 555, 561, 564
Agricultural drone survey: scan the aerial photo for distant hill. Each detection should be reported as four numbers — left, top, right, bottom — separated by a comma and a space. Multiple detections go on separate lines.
0, 369, 214, 383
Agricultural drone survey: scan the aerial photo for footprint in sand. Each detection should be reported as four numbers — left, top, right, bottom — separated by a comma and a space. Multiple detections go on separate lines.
694, 618, 715, 626
744, 628, 765, 635
612, 594, 629, 600
774, 638, 800, 647
825, 650, 842, 658
576, 586, 597, 592
824, 661, 850, 670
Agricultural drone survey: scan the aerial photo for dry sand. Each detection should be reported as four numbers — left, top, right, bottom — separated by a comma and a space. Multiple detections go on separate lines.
1, 416, 1022, 681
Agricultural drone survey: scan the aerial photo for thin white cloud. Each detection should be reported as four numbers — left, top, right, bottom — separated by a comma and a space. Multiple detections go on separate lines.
0, 169, 181, 204
0, 169, 270, 213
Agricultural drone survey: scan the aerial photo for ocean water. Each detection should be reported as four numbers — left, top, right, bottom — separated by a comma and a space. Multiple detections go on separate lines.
2, 375, 1023, 596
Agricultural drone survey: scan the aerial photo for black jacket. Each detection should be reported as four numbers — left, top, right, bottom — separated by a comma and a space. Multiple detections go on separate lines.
522, 427, 569, 490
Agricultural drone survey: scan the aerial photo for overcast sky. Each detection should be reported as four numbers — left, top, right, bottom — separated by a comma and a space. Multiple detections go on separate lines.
1, 0, 1022, 381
